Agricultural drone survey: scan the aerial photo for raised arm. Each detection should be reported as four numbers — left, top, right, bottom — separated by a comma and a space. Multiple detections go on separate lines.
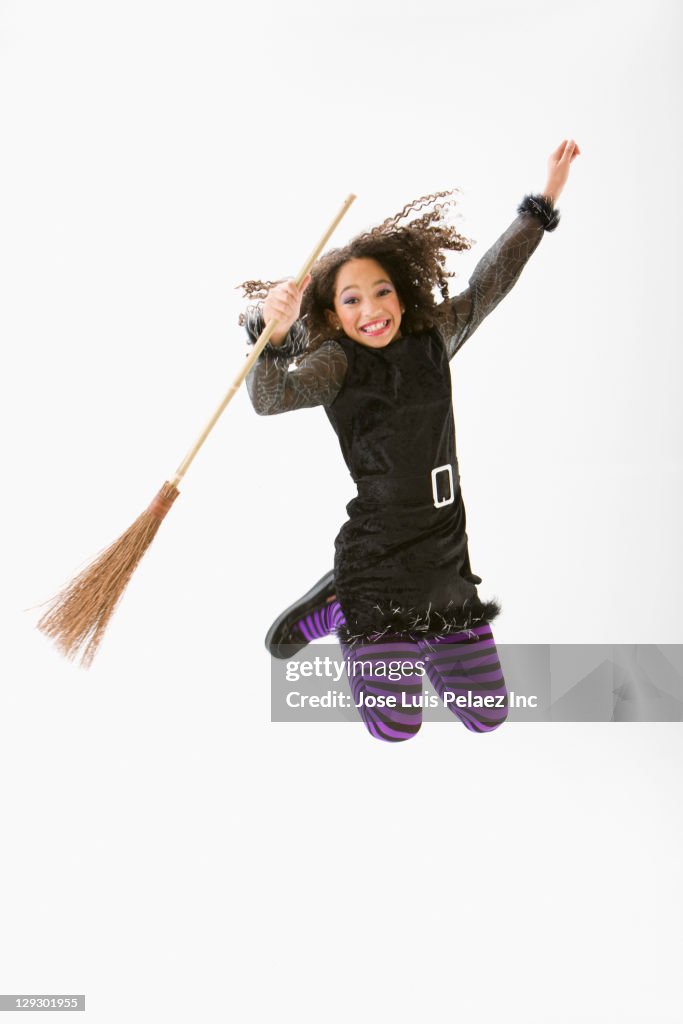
438, 193, 560, 360
243, 305, 347, 415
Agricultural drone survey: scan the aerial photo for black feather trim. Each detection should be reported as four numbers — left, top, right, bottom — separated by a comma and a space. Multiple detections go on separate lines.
243, 305, 310, 360
334, 596, 502, 649
517, 193, 561, 232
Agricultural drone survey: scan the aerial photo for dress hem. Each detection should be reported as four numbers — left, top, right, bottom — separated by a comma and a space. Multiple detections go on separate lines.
334, 597, 502, 647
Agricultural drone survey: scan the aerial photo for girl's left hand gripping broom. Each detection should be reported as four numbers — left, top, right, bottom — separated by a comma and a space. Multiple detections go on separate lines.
36, 193, 357, 668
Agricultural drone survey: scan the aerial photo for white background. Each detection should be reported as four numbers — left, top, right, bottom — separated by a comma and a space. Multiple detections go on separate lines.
1, 0, 681, 1021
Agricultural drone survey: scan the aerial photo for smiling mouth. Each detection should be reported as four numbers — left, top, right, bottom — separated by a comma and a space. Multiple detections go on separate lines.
360, 319, 390, 336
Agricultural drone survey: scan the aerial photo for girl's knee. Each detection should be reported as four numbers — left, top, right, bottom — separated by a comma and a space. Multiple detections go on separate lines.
344, 642, 424, 743
356, 693, 423, 742
365, 716, 422, 743
458, 703, 509, 733
478, 711, 509, 733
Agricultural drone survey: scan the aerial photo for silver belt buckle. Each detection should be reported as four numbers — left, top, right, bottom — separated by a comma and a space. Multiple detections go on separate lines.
431, 463, 454, 508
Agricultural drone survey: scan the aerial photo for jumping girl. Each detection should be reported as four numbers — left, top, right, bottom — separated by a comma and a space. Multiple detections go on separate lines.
238, 138, 580, 743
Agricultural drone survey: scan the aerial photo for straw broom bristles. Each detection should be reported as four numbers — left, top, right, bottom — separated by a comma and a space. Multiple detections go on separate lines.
35, 193, 356, 668
37, 482, 179, 668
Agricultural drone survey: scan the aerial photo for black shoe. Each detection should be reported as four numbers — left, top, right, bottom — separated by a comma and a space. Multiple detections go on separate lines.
265, 570, 336, 659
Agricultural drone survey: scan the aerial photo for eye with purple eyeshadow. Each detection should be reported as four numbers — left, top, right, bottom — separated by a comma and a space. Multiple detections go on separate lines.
343, 287, 393, 305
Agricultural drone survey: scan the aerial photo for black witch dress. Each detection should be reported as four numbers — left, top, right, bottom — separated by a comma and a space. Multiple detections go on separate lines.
244, 194, 560, 647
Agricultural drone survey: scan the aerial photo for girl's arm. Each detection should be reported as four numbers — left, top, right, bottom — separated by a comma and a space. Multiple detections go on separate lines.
243, 305, 347, 415
438, 193, 560, 360
440, 139, 580, 358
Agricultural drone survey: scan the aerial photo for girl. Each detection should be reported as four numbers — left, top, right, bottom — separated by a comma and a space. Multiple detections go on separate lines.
239, 139, 580, 742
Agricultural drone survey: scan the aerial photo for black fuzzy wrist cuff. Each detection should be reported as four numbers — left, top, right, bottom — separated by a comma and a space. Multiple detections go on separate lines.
517, 193, 561, 232
243, 304, 309, 360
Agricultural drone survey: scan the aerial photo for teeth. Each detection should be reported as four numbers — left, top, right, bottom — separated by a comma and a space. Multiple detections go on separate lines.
362, 320, 389, 333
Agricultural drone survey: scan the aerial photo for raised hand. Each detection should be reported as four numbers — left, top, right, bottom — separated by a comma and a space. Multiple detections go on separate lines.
544, 139, 581, 203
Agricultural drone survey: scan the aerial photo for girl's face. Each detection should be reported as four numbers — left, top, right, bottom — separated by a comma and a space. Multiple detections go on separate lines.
327, 257, 405, 348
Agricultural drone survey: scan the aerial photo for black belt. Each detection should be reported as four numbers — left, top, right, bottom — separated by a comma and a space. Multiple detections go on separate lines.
355, 463, 458, 508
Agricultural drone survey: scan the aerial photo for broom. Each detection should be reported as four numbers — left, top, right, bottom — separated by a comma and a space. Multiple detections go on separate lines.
36, 193, 357, 668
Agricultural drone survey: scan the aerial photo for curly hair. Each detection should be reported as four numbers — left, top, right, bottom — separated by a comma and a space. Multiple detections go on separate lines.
236, 188, 474, 356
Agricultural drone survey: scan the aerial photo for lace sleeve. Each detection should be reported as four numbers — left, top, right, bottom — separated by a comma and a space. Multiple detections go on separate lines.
438, 193, 561, 360
243, 305, 347, 415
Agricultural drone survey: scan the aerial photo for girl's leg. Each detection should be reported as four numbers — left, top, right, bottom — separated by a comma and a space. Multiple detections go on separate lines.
417, 623, 508, 733
296, 598, 344, 643
339, 637, 424, 743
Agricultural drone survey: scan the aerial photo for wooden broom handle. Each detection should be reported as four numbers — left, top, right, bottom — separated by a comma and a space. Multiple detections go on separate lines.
169, 193, 357, 488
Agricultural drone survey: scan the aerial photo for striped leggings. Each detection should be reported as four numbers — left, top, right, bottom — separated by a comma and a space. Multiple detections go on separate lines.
304, 600, 508, 742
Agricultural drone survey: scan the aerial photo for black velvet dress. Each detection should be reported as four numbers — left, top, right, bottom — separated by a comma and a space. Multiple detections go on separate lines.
244, 195, 560, 647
